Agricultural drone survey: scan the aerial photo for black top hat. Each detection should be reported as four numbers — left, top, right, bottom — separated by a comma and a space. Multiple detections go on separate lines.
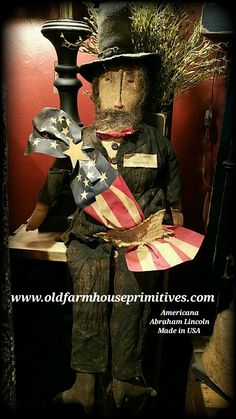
79, 2, 161, 83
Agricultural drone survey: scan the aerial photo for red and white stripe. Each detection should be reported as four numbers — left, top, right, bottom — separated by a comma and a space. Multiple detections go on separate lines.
83, 174, 204, 272
125, 226, 204, 272
84, 175, 144, 229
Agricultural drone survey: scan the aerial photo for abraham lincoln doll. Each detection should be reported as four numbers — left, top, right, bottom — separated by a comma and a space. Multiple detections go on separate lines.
25, 2, 185, 413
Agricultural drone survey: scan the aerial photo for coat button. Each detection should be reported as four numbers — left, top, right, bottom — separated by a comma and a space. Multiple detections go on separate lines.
112, 142, 119, 150
111, 157, 117, 164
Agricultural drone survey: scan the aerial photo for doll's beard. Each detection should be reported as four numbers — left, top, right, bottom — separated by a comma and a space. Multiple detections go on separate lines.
94, 108, 142, 132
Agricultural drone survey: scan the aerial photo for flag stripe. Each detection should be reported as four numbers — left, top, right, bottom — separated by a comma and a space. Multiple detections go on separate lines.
166, 226, 204, 248
125, 246, 143, 271
112, 176, 144, 220
84, 203, 107, 226
110, 185, 143, 226
146, 244, 171, 270
164, 236, 199, 259
99, 188, 136, 228
151, 241, 183, 266
135, 245, 157, 271
163, 241, 192, 263
125, 244, 171, 271
95, 194, 123, 228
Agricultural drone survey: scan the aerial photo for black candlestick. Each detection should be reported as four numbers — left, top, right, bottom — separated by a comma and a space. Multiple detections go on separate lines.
41, 19, 91, 124
38, 19, 91, 232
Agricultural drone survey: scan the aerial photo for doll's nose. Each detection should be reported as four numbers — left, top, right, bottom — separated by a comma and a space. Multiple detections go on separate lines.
114, 90, 124, 109
114, 104, 124, 109
114, 70, 124, 109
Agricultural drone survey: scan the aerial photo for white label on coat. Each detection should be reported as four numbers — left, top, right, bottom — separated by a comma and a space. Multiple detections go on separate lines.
123, 153, 158, 168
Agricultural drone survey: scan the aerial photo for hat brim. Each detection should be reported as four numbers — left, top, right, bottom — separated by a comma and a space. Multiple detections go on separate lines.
78, 53, 161, 83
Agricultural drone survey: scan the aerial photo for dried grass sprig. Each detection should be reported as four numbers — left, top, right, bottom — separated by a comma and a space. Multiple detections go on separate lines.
79, 5, 99, 56
81, 2, 228, 111
129, 3, 228, 111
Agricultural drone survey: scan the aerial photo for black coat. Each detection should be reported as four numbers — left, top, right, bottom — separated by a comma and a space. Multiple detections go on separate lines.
38, 122, 182, 243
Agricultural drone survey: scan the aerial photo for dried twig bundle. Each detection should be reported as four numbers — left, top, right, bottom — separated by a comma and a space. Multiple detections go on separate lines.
81, 2, 228, 111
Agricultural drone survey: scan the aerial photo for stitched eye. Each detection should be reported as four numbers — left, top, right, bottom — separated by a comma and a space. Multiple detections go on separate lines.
127, 78, 134, 83
104, 74, 112, 81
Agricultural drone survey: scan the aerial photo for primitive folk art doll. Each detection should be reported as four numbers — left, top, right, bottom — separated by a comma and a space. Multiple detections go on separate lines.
25, 2, 203, 414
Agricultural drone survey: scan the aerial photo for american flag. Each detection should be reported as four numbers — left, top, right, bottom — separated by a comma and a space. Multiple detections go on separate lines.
125, 226, 204, 271
26, 107, 204, 271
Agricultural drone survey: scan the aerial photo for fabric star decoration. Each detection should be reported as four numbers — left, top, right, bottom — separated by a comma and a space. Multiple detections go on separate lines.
33, 139, 40, 146
50, 140, 59, 149
81, 190, 89, 200
99, 172, 108, 183
63, 138, 89, 169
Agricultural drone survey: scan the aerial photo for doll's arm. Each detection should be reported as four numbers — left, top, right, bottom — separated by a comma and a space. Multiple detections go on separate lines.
165, 141, 184, 226
171, 204, 184, 226
26, 202, 49, 231
26, 157, 72, 231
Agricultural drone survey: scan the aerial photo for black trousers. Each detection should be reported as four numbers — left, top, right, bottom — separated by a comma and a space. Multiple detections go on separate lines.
66, 239, 161, 380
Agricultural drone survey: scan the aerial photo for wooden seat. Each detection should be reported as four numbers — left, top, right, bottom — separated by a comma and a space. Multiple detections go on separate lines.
9, 224, 66, 262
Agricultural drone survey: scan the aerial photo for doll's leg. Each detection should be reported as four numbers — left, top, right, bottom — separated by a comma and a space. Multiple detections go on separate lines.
69, 240, 112, 373
110, 248, 158, 408
54, 240, 112, 410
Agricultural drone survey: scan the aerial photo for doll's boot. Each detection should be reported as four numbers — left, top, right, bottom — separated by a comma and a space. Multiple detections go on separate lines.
53, 372, 96, 413
112, 376, 157, 411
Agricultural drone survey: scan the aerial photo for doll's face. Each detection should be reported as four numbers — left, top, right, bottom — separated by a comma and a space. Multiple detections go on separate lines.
98, 66, 145, 114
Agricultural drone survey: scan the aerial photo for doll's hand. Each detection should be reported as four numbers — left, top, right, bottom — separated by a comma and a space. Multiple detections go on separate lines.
26, 202, 49, 231
95, 209, 172, 247
171, 209, 184, 226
